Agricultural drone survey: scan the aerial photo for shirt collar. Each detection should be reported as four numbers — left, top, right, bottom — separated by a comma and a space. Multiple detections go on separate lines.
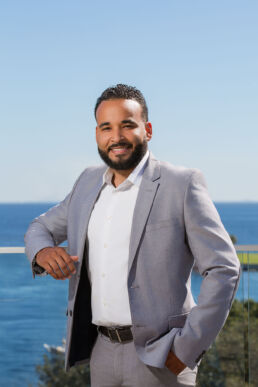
103, 150, 149, 189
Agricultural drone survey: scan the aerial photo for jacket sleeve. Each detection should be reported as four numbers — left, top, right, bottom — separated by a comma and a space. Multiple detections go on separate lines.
24, 170, 85, 277
171, 170, 241, 369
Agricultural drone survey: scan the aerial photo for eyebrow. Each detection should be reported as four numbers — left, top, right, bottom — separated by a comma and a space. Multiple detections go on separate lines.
121, 119, 136, 125
99, 119, 136, 128
99, 121, 110, 128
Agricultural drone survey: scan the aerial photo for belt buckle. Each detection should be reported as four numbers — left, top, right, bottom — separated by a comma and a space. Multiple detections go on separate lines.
115, 328, 122, 343
108, 327, 122, 343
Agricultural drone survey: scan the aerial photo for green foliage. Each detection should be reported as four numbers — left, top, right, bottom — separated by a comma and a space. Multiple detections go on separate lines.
196, 343, 225, 387
35, 354, 90, 387
229, 234, 237, 245
197, 299, 258, 387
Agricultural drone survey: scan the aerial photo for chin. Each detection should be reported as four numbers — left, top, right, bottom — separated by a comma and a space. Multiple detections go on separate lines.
111, 154, 131, 161
109, 153, 131, 162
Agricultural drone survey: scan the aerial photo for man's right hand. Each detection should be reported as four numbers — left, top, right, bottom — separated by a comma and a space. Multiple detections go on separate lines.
35, 247, 79, 280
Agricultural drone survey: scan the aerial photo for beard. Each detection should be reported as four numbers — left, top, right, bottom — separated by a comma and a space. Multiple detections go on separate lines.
98, 139, 148, 171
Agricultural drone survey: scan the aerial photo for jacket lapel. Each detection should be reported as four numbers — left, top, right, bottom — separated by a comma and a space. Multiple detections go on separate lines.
128, 155, 160, 274
77, 173, 104, 261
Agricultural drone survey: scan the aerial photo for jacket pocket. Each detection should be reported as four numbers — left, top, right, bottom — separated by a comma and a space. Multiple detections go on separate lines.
168, 312, 189, 329
145, 219, 174, 233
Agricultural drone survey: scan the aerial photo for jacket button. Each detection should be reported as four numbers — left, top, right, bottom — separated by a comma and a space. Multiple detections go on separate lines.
195, 350, 206, 363
69, 310, 73, 316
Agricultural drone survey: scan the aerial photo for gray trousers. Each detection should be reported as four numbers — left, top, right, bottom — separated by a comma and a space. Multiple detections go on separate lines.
89, 332, 197, 387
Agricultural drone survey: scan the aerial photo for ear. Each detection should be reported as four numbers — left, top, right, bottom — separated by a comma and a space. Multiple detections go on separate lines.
145, 122, 152, 141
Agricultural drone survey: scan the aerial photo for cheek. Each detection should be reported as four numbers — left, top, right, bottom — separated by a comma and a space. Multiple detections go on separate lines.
128, 131, 144, 144
96, 133, 108, 147
132, 134, 144, 145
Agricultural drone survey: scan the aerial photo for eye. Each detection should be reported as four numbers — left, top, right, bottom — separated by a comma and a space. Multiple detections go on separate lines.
101, 126, 111, 131
123, 124, 134, 129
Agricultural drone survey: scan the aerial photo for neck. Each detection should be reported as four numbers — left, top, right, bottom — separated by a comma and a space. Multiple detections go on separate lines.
111, 168, 134, 187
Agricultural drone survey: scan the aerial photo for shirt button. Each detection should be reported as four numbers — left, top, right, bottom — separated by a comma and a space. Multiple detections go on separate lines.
104, 243, 108, 248
102, 273, 106, 278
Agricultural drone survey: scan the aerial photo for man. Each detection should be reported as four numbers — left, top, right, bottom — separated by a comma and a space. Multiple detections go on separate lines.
25, 84, 240, 386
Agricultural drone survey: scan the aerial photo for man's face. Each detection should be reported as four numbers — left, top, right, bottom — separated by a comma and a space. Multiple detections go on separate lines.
95, 99, 152, 171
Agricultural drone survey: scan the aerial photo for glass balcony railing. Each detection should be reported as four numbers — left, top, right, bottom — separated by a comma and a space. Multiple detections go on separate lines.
0, 245, 257, 386
193, 245, 258, 387
235, 245, 258, 387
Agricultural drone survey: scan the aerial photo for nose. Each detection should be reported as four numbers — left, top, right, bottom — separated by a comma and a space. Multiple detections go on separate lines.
110, 127, 124, 143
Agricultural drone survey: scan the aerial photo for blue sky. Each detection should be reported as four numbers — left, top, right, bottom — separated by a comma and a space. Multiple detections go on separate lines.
1, 0, 257, 202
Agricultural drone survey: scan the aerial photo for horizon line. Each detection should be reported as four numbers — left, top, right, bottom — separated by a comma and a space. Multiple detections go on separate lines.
0, 200, 258, 204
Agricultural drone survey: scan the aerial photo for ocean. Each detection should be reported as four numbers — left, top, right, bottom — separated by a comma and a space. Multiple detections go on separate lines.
0, 202, 257, 386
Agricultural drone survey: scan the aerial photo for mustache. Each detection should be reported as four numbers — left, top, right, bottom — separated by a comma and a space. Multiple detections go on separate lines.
108, 142, 133, 151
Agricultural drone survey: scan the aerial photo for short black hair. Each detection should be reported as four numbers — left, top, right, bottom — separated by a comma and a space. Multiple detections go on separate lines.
94, 83, 148, 121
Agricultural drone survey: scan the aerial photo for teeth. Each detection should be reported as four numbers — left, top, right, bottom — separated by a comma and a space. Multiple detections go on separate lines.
111, 147, 128, 154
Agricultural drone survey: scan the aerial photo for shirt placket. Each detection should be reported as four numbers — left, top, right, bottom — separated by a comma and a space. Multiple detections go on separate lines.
100, 187, 119, 314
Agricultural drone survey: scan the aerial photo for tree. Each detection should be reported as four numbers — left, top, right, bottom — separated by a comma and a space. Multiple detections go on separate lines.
229, 234, 237, 245
35, 354, 90, 387
197, 300, 258, 387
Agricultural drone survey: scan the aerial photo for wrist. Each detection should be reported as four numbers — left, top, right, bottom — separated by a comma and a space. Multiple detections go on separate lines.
165, 350, 186, 376
32, 256, 46, 275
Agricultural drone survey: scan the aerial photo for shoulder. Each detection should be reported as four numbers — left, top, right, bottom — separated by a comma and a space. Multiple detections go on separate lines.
157, 158, 204, 186
79, 164, 107, 178
71, 164, 107, 191
155, 159, 209, 204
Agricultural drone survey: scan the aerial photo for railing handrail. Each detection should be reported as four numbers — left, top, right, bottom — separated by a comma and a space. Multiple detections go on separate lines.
0, 247, 25, 253
235, 245, 258, 252
0, 245, 258, 254
0, 246, 67, 254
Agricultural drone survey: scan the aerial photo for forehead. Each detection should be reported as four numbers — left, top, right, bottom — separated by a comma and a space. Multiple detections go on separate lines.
96, 99, 143, 123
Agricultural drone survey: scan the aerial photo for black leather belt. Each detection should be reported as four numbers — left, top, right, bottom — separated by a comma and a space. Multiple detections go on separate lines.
98, 326, 133, 343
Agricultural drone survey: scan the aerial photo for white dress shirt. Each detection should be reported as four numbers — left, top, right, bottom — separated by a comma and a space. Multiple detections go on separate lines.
87, 151, 149, 327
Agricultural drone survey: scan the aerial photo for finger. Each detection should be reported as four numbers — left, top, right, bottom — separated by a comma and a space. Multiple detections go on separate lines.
57, 250, 77, 274
55, 255, 72, 278
36, 248, 66, 279
48, 252, 67, 279
46, 262, 59, 280
69, 256, 79, 272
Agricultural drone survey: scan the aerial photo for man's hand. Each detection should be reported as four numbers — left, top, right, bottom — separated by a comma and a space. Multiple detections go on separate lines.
35, 247, 79, 280
165, 350, 187, 375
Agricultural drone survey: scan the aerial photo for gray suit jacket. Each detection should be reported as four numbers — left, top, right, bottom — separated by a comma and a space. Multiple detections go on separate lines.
24, 153, 240, 371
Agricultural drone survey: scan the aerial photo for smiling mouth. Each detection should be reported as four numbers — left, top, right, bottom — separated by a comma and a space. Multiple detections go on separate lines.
108, 143, 132, 155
